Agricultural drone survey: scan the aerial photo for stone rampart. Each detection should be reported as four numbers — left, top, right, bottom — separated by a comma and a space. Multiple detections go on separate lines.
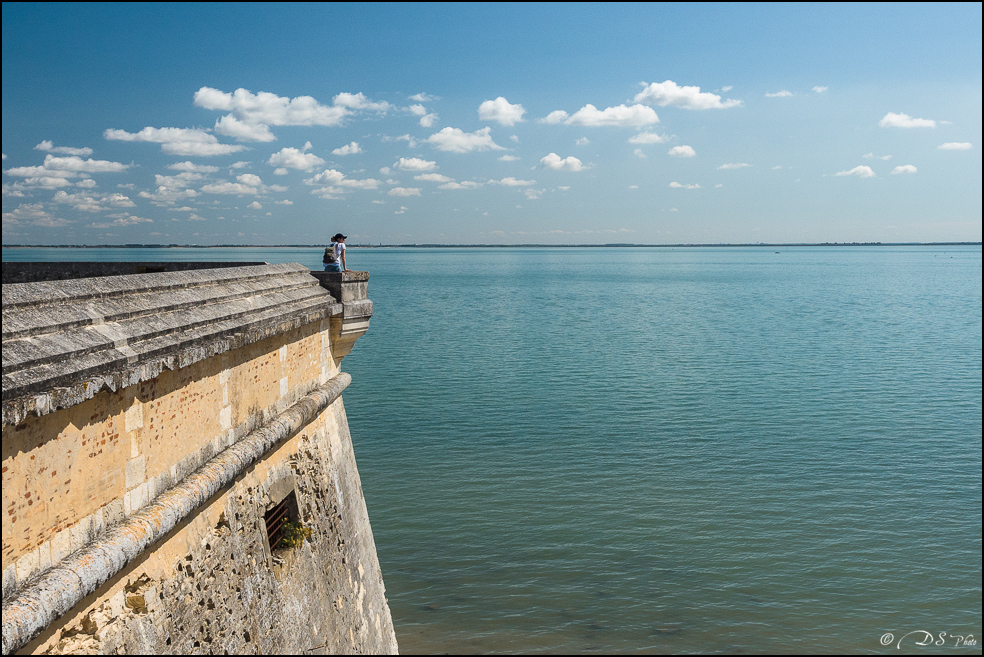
1, 264, 395, 654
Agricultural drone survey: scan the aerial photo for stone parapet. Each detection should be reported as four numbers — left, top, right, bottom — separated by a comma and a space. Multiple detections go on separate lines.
1, 261, 268, 285
2, 264, 344, 426
310, 271, 374, 362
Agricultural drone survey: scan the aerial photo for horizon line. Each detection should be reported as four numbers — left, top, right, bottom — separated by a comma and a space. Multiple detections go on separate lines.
2, 242, 981, 249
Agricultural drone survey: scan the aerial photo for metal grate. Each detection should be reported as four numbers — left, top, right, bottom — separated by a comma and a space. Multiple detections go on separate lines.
264, 493, 294, 551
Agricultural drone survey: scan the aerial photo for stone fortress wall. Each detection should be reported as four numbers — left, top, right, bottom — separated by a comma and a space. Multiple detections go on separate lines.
1, 263, 397, 654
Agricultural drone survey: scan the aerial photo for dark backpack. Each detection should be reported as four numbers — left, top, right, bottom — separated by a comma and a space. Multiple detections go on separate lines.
323, 245, 338, 264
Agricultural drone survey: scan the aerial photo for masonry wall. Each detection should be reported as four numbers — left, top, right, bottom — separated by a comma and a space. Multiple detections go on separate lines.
3, 320, 336, 575
23, 396, 396, 655
2, 266, 395, 654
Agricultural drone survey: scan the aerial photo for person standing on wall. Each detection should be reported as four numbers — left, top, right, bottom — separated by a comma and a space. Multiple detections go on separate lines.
323, 233, 349, 272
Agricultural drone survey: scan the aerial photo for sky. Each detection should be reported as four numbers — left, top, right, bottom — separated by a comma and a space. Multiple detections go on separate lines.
2, 3, 981, 245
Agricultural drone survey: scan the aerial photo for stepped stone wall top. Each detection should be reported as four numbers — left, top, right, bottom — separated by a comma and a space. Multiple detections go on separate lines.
1, 263, 366, 427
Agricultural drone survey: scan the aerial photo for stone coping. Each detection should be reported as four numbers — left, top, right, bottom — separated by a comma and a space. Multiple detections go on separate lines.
1, 264, 357, 427
1, 261, 268, 285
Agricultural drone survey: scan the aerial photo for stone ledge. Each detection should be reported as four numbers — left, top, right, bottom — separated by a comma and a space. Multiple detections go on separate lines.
1, 264, 348, 426
1, 261, 268, 285
310, 270, 370, 304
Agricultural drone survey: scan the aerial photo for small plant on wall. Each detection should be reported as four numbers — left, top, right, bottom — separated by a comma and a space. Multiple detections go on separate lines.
281, 520, 313, 548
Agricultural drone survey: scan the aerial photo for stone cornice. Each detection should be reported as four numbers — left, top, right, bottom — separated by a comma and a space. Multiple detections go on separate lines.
2, 264, 346, 427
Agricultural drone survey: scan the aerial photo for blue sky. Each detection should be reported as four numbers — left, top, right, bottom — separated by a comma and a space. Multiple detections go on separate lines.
2, 3, 981, 245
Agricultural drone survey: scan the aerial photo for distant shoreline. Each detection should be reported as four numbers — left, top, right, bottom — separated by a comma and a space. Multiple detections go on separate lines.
2, 242, 981, 249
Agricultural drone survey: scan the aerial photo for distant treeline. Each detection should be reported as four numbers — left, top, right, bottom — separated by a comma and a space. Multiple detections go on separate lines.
3, 242, 981, 249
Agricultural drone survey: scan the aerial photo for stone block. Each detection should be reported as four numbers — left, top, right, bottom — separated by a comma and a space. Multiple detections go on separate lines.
3, 563, 17, 599
50, 527, 73, 564
125, 455, 146, 490
15, 547, 39, 585
104, 499, 125, 526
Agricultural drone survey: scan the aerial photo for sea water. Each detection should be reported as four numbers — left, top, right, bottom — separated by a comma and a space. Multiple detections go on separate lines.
4, 245, 981, 654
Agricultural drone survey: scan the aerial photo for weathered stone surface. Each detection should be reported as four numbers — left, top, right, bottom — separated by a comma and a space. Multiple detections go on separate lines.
21, 399, 396, 655
2, 264, 344, 426
2, 263, 394, 654
1, 262, 267, 285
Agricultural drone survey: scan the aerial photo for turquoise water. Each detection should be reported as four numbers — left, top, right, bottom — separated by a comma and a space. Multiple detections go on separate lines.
4, 245, 981, 654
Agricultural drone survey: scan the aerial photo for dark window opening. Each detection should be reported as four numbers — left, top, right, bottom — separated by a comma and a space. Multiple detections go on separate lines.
264, 490, 299, 551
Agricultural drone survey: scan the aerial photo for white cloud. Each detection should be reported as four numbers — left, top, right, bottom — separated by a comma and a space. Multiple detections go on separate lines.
34, 141, 93, 156
524, 188, 545, 200
438, 181, 483, 190
510, 135, 520, 143
765, 90, 793, 97
236, 173, 263, 187
668, 145, 696, 158
229, 161, 251, 169
395, 157, 438, 171
576, 137, 590, 146
409, 93, 437, 102
491, 177, 535, 186
634, 80, 741, 110
304, 169, 345, 185
201, 181, 259, 195
478, 97, 526, 126
332, 92, 392, 112
720, 86, 733, 92
267, 143, 325, 171
717, 162, 751, 169
276, 199, 293, 205
332, 141, 363, 156
383, 134, 419, 148
89, 212, 153, 228
168, 161, 220, 173
138, 184, 200, 206
194, 86, 349, 127
879, 112, 936, 128
634, 149, 646, 159
394, 206, 408, 214
863, 153, 892, 160
813, 86, 829, 93
2, 203, 73, 227
890, 165, 917, 174
52, 190, 104, 212
52, 190, 136, 212
540, 153, 584, 172
248, 201, 263, 209
338, 177, 380, 190
414, 173, 453, 183
273, 168, 288, 176
41, 155, 128, 174
104, 126, 246, 156
4, 154, 130, 191
426, 126, 505, 152
419, 113, 438, 127
628, 131, 668, 144
75, 178, 98, 188
669, 182, 700, 189
938, 142, 972, 150
213, 115, 276, 142
834, 165, 876, 178
540, 110, 570, 124
544, 104, 660, 127
498, 155, 521, 162
388, 187, 421, 197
